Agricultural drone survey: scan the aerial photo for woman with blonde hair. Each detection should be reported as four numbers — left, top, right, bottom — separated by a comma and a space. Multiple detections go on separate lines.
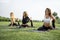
9, 12, 18, 26
38, 8, 55, 31
19, 11, 33, 28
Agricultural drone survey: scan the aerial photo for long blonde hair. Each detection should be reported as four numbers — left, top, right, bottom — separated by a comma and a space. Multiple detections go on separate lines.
10, 12, 15, 18
10, 12, 15, 23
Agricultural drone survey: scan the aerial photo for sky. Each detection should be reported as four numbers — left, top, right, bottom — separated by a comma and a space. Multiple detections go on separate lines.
0, 0, 60, 21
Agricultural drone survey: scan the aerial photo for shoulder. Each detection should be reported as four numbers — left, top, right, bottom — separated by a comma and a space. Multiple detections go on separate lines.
50, 15, 55, 20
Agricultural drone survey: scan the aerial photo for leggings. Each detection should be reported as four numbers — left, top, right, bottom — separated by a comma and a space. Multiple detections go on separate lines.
19, 20, 33, 27
9, 22, 18, 26
37, 25, 53, 31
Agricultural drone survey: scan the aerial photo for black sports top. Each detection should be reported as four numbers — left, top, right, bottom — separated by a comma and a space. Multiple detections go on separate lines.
22, 16, 30, 24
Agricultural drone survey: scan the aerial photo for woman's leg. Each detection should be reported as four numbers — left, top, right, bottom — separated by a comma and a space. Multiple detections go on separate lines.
47, 26, 53, 30
21, 24, 30, 28
9, 23, 12, 26
37, 27, 44, 31
17, 21, 20, 26
13, 23, 18, 26
9, 21, 13, 26
37, 25, 48, 31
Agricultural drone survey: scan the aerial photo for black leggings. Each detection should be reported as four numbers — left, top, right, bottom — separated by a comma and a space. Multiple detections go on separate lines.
19, 20, 33, 27
9, 23, 18, 26
37, 25, 53, 31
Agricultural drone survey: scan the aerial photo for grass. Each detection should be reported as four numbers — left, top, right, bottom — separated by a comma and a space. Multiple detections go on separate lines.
0, 22, 60, 40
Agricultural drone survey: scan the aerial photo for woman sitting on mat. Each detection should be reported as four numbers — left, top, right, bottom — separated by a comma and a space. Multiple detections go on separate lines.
20, 11, 33, 27
9, 12, 18, 26
37, 8, 55, 31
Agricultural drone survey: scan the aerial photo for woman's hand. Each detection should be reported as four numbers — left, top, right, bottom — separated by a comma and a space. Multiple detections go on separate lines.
30, 17, 32, 20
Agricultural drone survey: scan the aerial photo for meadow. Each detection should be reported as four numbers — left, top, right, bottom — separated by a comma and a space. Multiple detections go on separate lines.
0, 22, 60, 40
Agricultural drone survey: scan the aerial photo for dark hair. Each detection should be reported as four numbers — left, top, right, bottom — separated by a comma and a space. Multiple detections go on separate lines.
45, 8, 51, 17
23, 11, 28, 18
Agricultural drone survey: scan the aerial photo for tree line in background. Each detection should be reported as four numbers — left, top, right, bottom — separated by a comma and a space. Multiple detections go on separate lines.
0, 12, 60, 24
53, 12, 60, 24
0, 16, 10, 22
0, 16, 21, 22
0, 16, 40, 22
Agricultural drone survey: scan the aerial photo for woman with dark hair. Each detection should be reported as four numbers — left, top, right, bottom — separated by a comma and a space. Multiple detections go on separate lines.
37, 8, 55, 31
19, 11, 33, 28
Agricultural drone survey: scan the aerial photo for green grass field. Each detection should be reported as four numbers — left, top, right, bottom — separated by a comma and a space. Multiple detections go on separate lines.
0, 22, 60, 40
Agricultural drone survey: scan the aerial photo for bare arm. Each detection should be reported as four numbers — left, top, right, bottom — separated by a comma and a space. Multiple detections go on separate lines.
51, 15, 55, 21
